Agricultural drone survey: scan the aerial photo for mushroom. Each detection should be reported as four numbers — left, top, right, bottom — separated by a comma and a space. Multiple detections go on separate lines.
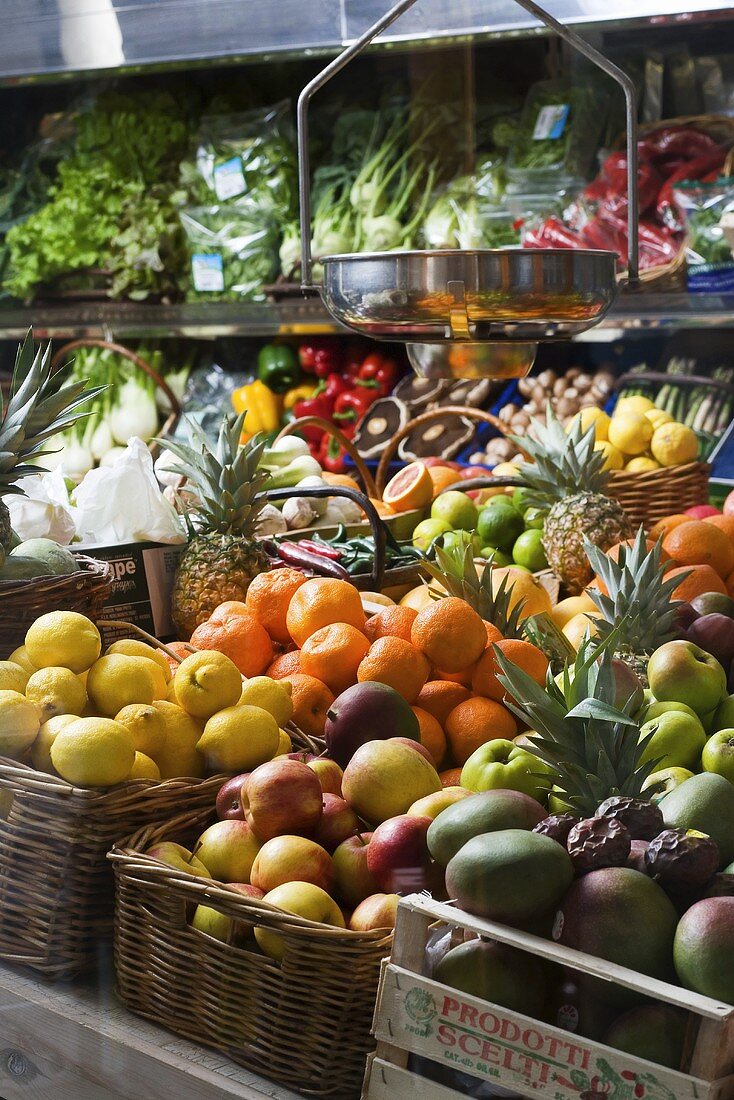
564, 387, 578, 402
555, 397, 577, 419
575, 373, 593, 392
531, 382, 547, 405
538, 369, 556, 388
518, 378, 535, 397
553, 378, 568, 397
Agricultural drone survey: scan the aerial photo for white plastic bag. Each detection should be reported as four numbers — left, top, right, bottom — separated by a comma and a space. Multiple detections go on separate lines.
72, 438, 186, 546
7, 469, 76, 545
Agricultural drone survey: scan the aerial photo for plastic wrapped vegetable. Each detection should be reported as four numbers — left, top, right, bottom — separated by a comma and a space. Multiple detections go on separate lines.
180, 201, 278, 301
675, 179, 734, 292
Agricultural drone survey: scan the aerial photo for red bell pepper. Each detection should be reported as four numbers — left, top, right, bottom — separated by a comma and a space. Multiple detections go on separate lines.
298, 338, 341, 378
323, 372, 351, 403
342, 341, 369, 379
356, 352, 398, 397
293, 390, 335, 443
333, 387, 378, 425
318, 433, 349, 473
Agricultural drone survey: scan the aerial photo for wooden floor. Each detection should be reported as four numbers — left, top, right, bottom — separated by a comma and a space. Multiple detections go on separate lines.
0, 959, 304, 1100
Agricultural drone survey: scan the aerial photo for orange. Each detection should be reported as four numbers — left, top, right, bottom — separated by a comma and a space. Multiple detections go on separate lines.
484, 622, 504, 646
369, 498, 394, 519
666, 564, 727, 601
704, 514, 734, 542
439, 767, 463, 787
411, 706, 447, 769
472, 638, 549, 701
444, 697, 517, 765
427, 466, 460, 499
266, 650, 302, 679
364, 605, 418, 644
415, 681, 471, 726
300, 623, 370, 695
435, 665, 476, 688
286, 578, 365, 649
321, 472, 361, 492
411, 597, 487, 673
382, 461, 434, 513
189, 614, 273, 678
245, 568, 307, 645
663, 520, 734, 578
727, 571, 734, 599
357, 636, 430, 703
605, 538, 670, 564
209, 600, 250, 623
648, 514, 692, 541
163, 640, 195, 674
284, 674, 334, 739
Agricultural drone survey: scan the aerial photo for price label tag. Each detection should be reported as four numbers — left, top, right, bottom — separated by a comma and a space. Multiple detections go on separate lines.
533, 104, 570, 140
213, 155, 246, 200
192, 253, 225, 292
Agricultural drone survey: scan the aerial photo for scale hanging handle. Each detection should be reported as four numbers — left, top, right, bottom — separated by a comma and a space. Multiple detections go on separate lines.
296, 0, 639, 289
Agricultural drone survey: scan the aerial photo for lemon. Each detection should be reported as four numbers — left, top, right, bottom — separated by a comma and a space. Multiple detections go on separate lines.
196, 705, 279, 772
645, 408, 674, 430
174, 650, 242, 720
31, 713, 78, 772
136, 656, 168, 700
651, 422, 699, 467
115, 703, 167, 757
0, 661, 29, 693
166, 680, 179, 704
567, 407, 610, 442
8, 646, 36, 675
151, 701, 205, 779
593, 440, 624, 472
551, 594, 599, 630
275, 729, 292, 756
238, 677, 293, 726
25, 667, 87, 722
607, 411, 653, 456
87, 654, 156, 716
50, 717, 134, 787
25, 612, 101, 674
128, 751, 161, 781
107, 640, 172, 683
625, 456, 661, 473
0, 690, 40, 758
615, 395, 656, 415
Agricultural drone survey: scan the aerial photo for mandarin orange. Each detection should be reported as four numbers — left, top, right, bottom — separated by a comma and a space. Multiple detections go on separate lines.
286, 578, 365, 648
411, 597, 487, 673
357, 636, 430, 703
245, 569, 307, 644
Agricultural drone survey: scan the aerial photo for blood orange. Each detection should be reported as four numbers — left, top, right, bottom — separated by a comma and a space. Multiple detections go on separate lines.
383, 461, 434, 512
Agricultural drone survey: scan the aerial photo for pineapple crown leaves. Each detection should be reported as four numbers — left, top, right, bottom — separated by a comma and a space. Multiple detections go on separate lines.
511, 403, 610, 511
423, 542, 527, 639
158, 412, 270, 534
584, 526, 690, 653
1, 330, 106, 490
495, 630, 662, 815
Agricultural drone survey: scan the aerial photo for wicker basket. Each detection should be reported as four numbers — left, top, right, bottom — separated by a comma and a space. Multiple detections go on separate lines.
110, 808, 392, 1100
0, 554, 112, 659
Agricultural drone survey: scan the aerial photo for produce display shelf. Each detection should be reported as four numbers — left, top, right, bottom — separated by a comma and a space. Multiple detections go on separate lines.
1, 292, 734, 342
0, 959, 304, 1100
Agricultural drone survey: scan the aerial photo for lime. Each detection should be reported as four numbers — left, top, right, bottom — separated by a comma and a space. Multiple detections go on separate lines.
479, 547, 513, 565
512, 488, 531, 514
412, 518, 451, 551
523, 507, 545, 531
485, 495, 518, 511
442, 530, 482, 556
512, 529, 548, 572
430, 491, 478, 531
477, 506, 524, 551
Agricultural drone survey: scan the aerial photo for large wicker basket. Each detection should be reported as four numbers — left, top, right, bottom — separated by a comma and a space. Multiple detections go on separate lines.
609, 460, 711, 529
0, 554, 112, 659
110, 808, 392, 1100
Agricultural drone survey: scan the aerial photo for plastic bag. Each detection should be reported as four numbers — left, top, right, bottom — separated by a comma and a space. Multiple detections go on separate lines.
6, 469, 76, 545
675, 178, 734, 292
180, 201, 278, 301
72, 439, 185, 546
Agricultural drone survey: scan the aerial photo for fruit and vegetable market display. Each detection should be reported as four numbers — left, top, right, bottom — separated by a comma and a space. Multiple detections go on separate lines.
5, 22, 734, 1100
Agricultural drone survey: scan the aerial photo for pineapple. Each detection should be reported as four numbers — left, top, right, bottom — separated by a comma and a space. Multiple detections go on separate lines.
584, 526, 685, 683
0, 330, 102, 554
162, 412, 272, 638
494, 637, 661, 816
514, 407, 632, 593
423, 543, 526, 638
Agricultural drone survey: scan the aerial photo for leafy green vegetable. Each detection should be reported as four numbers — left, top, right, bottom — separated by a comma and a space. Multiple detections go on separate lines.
508, 80, 605, 180
180, 202, 278, 301
677, 179, 734, 267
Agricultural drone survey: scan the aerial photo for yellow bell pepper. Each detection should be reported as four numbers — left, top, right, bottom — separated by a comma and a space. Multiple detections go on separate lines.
282, 383, 316, 412
232, 380, 281, 438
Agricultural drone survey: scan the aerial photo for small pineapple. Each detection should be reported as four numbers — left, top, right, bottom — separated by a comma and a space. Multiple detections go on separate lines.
584, 527, 687, 683
514, 407, 632, 593
0, 330, 102, 554
495, 637, 661, 816
423, 543, 526, 638
162, 413, 272, 638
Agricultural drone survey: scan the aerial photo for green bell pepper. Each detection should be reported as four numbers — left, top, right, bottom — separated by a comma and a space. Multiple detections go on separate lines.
460, 738, 554, 802
257, 344, 302, 393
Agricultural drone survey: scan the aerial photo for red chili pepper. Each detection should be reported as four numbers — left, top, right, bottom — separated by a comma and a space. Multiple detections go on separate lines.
298, 339, 341, 378
296, 540, 343, 561
601, 155, 661, 216
333, 387, 378, 421
318, 433, 349, 473
657, 149, 726, 229
523, 217, 580, 250
357, 352, 398, 397
641, 127, 720, 168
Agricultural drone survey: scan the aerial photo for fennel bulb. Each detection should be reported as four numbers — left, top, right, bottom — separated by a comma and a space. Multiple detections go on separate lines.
109, 378, 159, 445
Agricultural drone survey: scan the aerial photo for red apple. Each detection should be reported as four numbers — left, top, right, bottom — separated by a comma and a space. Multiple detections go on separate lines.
333, 833, 379, 907
686, 504, 720, 519
216, 773, 250, 820
229, 883, 264, 899
349, 893, 399, 931
246, 759, 323, 841
308, 757, 344, 796
724, 490, 734, 516
423, 458, 461, 470
313, 793, 359, 851
391, 737, 434, 765
459, 465, 489, 479
285, 751, 317, 764
366, 814, 433, 893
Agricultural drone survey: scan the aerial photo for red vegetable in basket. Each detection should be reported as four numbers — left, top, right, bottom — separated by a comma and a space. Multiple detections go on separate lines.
641, 126, 720, 168
524, 216, 580, 250
601, 153, 661, 216
319, 433, 351, 474
298, 339, 341, 378
357, 353, 398, 397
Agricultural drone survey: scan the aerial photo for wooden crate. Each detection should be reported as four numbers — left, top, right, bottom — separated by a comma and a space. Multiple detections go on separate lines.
362, 894, 734, 1100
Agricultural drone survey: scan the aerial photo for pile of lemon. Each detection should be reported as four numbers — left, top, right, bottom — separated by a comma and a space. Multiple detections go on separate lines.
0, 612, 294, 788
569, 396, 699, 473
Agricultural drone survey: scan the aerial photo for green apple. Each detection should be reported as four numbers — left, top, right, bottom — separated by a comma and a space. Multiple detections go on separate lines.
442, 530, 483, 556
647, 641, 727, 717
702, 729, 734, 783
642, 701, 705, 732
642, 767, 695, 804
412, 518, 451, 552
712, 695, 734, 733
460, 738, 553, 801
638, 711, 707, 771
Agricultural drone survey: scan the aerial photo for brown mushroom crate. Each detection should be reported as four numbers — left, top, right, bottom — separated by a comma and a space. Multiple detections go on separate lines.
361, 894, 734, 1100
